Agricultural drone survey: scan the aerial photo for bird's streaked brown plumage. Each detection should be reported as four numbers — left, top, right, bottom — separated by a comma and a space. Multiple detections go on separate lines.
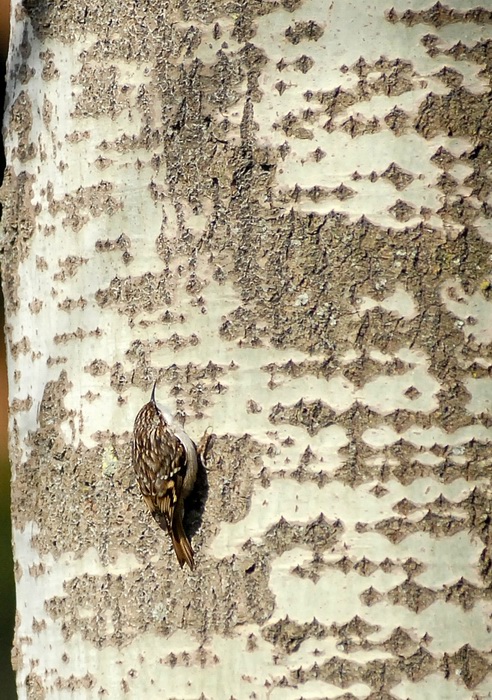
132, 382, 197, 569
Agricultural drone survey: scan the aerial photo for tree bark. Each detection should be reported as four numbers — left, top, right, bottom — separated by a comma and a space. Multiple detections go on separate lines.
2, 1, 492, 698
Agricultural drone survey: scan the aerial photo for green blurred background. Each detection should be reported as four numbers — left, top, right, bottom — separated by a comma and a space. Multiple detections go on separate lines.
0, 301, 14, 700
1, 2, 18, 698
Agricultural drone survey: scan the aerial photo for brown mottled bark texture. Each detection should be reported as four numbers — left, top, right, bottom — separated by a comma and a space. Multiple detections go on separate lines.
2, 1, 492, 698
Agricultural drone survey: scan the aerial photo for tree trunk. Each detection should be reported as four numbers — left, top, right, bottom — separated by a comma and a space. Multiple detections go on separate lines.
2, 1, 491, 698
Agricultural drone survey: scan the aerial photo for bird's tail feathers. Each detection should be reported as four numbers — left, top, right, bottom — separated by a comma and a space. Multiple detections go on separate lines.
171, 514, 194, 570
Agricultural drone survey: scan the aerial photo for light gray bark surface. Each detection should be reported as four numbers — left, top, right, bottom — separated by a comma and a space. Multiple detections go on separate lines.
2, 1, 492, 698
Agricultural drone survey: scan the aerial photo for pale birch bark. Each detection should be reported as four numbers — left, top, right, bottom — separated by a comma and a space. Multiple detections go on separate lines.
2, 1, 492, 698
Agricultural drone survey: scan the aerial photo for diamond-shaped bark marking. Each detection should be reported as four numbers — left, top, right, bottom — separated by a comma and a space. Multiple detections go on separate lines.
294, 55, 315, 73
305, 514, 344, 549
317, 86, 357, 116
430, 146, 456, 169
393, 498, 419, 515
420, 32, 440, 55
335, 615, 380, 641
443, 644, 491, 690
307, 185, 329, 201
431, 494, 456, 511
300, 445, 316, 464
434, 381, 474, 433
332, 183, 356, 200
291, 554, 326, 583
262, 616, 327, 654
334, 459, 379, 488
381, 162, 414, 190
389, 410, 420, 434
278, 140, 290, 160
437, 171, 459, 193
342, 351, 390, 388
460, 486, 492, 542
419, 510, 467, 537
435, 66, 464, 88
371, 483, 389, 498
401, 4, 492, 29
391, 442, 433, 480
403, 646, 438, 682
265, 516, 295, 553
341, 115, 381, 138
388, 580, 437, 613
290, 464, 330, 488
312, 146, 326, 161
269, 399, 336, 435
444, 577, 485, 611
360, 586, 383, 606
339, 402, 382, 438
402, 557, 425, 579
463, 169, 492, 199
96, 272, 172, 315
382, 627, 419, 655
263, 357, 338, 382
392, 459, 429, 485
389, 199, 416, 222
275, 80, 287, 95
354, 557, 378, 577
265, 514, 343, 555
438, 195, 480, 224
404, 385, 422, 400
380, 557, 398, 574
335, 556, 354, 574
285, 20, 324, 44
361, 659, 402, 693
278, 112, 314, 140
317, 656, 361, 688
384, 106, 410, 134
353, 56, 370, 77
374, 516, 416, 543
404, 5, 445, 26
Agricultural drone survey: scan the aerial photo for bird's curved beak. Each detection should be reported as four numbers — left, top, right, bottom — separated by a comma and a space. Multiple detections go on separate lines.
151, 379, 158, 404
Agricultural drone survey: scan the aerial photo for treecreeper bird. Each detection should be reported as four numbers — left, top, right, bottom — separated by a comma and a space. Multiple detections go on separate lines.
132, 382, 198, 570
